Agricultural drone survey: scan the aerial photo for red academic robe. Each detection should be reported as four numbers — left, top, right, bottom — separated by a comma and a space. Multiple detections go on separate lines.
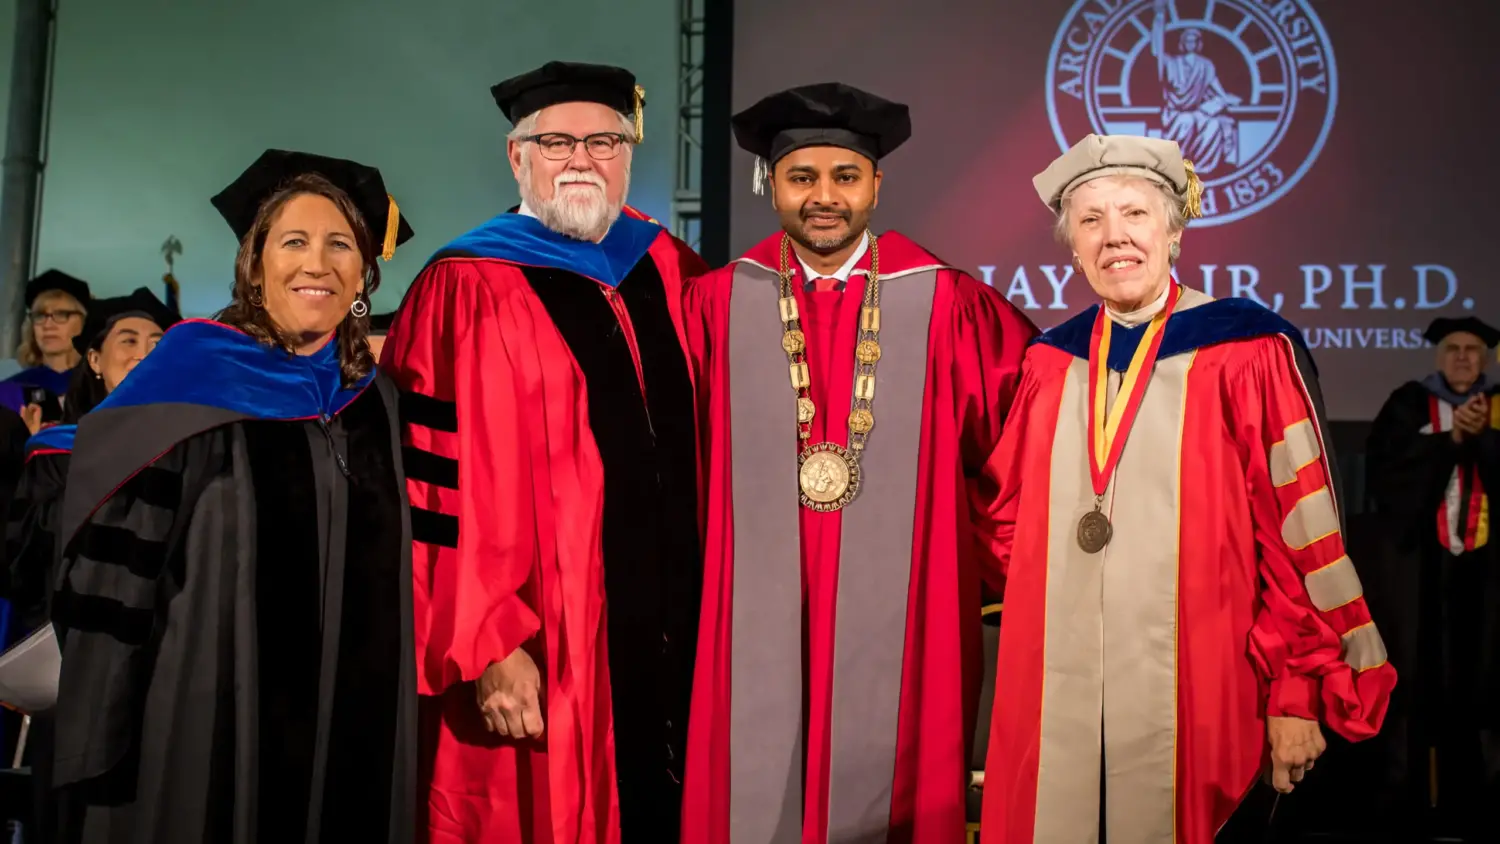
380, 206, 708, 844
976, 288, 1397, 843
681, 230, 1038, 844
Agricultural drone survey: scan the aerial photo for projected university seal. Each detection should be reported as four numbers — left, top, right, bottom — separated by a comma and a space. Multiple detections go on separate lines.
1046, 0, 1337, 226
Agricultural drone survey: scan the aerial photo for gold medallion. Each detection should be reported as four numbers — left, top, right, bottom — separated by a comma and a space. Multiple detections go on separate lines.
797, 397, 816, 424
777, 233, 880, 513
782, 329, 806, 356
1076, 509, 1113, 554
797, 442, 861, 512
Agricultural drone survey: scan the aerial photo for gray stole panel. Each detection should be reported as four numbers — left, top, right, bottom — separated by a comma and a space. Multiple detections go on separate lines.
728, 260, 936, 844
728, 261, 805, 844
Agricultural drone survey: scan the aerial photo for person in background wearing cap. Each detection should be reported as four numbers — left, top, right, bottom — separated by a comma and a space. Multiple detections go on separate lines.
57, 287, 178, 425
5, 270, 92, 430
678, 82, 1037, 844
380, 61, 706, 844
1361, 316, 1500, 841
0, 287, 176, 844
976, 134, 1394, 843
6, 286, 179, 634
46, 150, 418, 843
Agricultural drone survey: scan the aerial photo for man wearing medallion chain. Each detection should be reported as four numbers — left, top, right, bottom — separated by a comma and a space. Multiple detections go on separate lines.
976, 134, 1396, 843
678, 83, 1038, 844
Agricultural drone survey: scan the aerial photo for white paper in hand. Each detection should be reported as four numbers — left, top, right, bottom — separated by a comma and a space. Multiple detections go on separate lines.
0, 623, 60, 712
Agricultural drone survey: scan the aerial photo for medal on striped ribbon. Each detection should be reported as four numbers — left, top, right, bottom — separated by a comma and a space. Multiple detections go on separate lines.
1079, 282, 1181, 553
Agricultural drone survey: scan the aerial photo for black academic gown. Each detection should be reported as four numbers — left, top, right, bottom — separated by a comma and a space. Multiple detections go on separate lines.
0, 407, 31, 524
1362, 380, 1500, 837
5, 427, 73, 634
48, 322, 416, 844
3, 428, 73, 843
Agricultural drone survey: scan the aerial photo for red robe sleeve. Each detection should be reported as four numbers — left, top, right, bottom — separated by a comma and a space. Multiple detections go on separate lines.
1235, 335, 1396, 740
381, 259, 542, 696
952, 277, 1037, 597
970, 359, 1044, 599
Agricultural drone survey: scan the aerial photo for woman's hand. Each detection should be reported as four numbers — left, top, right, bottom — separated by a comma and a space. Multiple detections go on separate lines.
1267, 716, 1325, 793
20, 403, 43, 435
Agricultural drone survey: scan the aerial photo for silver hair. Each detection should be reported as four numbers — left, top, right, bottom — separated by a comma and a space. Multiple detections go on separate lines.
506, 109, 637, 143
1053, 175, 1188, 249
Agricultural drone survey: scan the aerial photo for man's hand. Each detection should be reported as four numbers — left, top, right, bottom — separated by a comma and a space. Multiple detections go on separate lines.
20, 404, 42, 435
476, 647, 544, 738
1454, 396, 1489, 439
1267, 716, 1325, 793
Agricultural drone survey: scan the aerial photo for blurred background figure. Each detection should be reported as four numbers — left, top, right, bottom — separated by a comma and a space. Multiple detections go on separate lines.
3, 272, 91, 433
1361, 316, 1500, 843
0, 287, 176, 844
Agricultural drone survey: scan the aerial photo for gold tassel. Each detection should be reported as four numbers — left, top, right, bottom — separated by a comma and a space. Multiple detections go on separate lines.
382, 195, 400, 262
1182, 159, 1204, 219
633, 84, 646, 144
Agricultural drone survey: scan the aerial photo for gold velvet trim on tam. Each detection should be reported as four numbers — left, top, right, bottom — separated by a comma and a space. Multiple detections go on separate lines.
1182, 160, 1204, 219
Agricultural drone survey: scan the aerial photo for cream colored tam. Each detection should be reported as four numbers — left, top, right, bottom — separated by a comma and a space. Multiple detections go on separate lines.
1034, 133, 1200, 216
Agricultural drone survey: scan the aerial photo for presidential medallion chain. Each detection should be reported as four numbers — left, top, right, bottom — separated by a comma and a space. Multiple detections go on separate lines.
777, 232, 881, 512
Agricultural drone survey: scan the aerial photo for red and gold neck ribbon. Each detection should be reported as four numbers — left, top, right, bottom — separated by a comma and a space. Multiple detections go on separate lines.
1086, 283, 1181, 496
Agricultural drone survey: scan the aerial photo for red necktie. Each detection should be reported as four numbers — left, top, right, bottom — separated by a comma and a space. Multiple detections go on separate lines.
810, 276, 841, 293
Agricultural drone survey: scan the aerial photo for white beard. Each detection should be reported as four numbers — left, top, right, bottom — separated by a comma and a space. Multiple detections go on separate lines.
518, 158, 630, 242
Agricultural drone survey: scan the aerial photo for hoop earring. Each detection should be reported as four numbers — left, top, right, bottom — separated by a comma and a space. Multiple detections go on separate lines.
350, 295, 370, 318
1168, 241, 1181, 265
249, 286, 264, 307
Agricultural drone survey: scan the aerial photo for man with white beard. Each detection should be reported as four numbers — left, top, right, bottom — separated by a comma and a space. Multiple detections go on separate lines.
380, 61, 709, 844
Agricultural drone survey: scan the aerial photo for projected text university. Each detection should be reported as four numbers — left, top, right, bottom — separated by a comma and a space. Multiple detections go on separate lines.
980, 262, 1473, 350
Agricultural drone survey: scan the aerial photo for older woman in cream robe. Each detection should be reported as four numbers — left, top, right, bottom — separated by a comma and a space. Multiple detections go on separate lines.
977, 134, 1395, 844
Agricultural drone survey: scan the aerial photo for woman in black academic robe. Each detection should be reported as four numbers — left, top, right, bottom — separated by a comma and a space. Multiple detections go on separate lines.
1, 288, 177, 843
48, 150, 419, 844
6, 287, 178, 634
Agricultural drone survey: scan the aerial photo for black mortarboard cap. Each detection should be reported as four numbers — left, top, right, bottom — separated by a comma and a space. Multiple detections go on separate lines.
732, 82, 912, 167
490, 61, 646, 142
25, 269, 91, 309
72, 287, 180, 356
210, 149, 415, 261
1424, 316, 1500, 348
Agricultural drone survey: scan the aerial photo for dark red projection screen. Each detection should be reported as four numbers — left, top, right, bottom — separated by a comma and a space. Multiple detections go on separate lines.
729, 0, 1497, 419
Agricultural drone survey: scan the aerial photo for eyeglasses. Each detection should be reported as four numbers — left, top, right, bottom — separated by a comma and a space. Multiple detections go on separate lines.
29, 309, 82, 325
524, 132, 631, 161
